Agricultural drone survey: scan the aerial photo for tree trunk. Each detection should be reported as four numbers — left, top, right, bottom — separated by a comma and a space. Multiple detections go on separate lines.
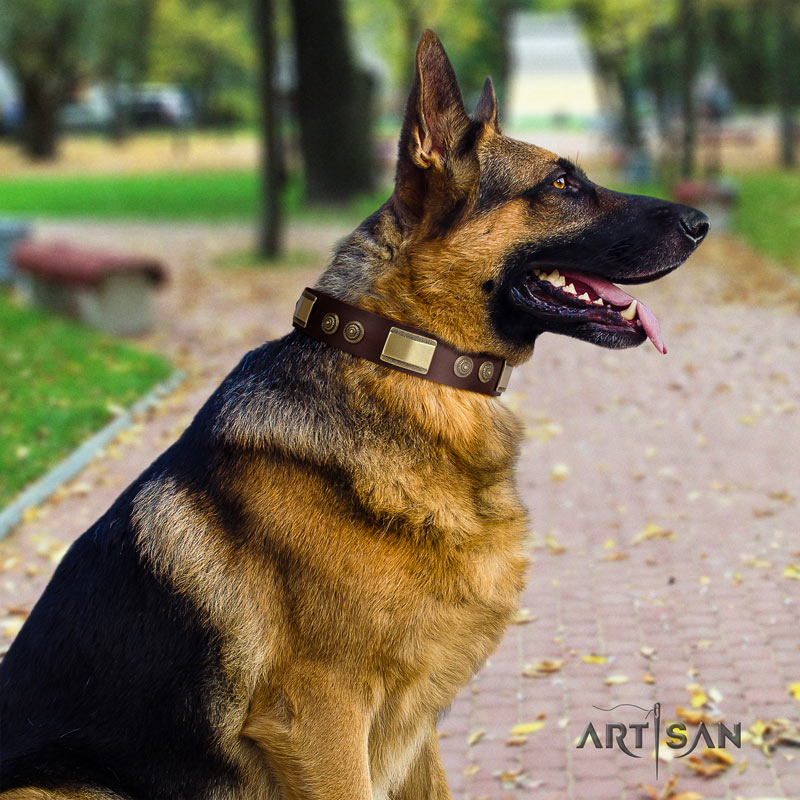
777, 0, 797, 168
679, 0, 698, 179
18, 77, 62, 160
254, 0, 284, 257
289, 0, 375, 204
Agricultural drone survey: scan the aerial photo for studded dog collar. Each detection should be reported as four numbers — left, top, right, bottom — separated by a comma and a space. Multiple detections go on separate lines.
292, 288, 512, 397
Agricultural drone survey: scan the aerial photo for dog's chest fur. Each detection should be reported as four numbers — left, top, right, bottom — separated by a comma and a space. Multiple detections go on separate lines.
134, 335, 529, 794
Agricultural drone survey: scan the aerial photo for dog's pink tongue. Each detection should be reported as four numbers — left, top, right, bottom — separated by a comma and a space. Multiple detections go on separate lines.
567, 272, 667, 355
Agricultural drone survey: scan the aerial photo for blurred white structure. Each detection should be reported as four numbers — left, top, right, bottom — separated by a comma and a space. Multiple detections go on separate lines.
507, 12, 600, 129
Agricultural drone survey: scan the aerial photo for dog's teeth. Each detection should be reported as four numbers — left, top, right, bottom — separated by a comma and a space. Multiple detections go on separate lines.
577, 292, 591, 302
593, 298, 604, 305
545, 270, 565, 287
620, 300, 638, 320
563, 283, 577, 295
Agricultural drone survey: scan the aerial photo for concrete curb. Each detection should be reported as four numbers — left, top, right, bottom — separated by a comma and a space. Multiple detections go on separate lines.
0, 370, 185, 541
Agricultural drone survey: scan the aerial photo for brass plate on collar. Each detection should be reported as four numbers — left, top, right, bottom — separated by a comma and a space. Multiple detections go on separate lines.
380, 327, 437, 375
293, 290, 317, 328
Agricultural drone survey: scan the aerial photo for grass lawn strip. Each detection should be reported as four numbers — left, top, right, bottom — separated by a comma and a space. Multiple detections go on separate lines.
0, 291, 171, 507
0, 169, 390, 224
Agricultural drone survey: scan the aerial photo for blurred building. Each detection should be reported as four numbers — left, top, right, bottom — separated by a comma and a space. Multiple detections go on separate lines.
507, 12, 600, 130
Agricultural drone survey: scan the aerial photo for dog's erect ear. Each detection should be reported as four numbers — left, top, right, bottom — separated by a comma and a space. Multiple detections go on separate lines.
401, 30, 470, 170
395, 30, 474, 221
473, 76, 499, 130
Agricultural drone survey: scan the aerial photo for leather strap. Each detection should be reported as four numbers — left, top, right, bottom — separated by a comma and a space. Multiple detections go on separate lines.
292, 288, 512, 397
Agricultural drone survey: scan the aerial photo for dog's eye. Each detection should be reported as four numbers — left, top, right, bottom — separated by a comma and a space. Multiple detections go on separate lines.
552, 176, 567, 190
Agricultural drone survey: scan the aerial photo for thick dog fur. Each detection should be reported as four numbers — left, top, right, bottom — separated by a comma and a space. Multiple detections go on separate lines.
0, 31, 707, 800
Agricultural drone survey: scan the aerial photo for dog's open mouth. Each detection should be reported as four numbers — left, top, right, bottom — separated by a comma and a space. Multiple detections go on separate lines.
518, 266, 667, 354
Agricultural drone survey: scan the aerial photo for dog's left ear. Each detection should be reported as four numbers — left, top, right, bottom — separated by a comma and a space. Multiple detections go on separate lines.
395, 30, 475, 221
473, 77, 499, 130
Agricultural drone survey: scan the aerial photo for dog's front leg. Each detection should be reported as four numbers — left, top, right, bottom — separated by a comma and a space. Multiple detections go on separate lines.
242, 678, 373, 800
390, 729, 452, 800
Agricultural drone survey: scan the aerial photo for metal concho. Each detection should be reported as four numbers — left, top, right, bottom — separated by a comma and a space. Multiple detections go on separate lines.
453, 355, 474, 378
477, 361, 495, 383
321, 313, 339, 334
343, 320, 365, 344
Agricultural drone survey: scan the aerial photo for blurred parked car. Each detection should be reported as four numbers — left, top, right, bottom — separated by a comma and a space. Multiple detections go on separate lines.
130, 86, 194, 128
60, 87, 115, 132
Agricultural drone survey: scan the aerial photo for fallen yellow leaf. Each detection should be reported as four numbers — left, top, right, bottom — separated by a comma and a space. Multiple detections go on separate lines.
522, 658, 563, 678
691, 690, 709, 708
788, 682, 800, 700
581, 653, 607, 664
702, 747, 734, 765
604, 674, 629, 686
510, 721, 546, 735
467, 729, 485, 746
632, 521, 674, 544
549, 462, 570, 482
783, 564, 800, 580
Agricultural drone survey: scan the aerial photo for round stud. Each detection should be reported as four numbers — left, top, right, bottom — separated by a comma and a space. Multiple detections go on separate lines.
342, 320, 365, 344
453, 355, 474, 378
478, 361, 495, 383
321, 313, 339, 334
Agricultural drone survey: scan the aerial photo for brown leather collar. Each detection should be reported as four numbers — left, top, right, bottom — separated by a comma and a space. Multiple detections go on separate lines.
292, 288, 512, 397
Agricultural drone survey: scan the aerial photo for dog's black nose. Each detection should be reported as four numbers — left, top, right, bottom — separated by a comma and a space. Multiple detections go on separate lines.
678, 209, 710, 245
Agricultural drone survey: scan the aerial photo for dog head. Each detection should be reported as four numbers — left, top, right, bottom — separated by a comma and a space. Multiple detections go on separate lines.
380, 30, 708, 364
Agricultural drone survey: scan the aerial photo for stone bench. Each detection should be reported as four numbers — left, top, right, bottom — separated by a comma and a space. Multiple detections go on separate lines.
0, 220, 31, 285
13, 241, 166, 335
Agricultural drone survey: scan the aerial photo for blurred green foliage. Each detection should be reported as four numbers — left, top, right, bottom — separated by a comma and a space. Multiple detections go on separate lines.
0, 292, 171, 505
734, 171, 800, 274
149, 0, 257, 124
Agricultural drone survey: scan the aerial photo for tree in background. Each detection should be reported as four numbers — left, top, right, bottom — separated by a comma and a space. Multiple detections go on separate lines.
149, 0, 256, 125
289, 0, 375, 203
677, 0, 698, 178
0, 0, 95, 159
0, 0, 156, 158
776, 0, 798, 167
572, 0, 674, 157
253, 0, 284, 256
351, 0, 516, 112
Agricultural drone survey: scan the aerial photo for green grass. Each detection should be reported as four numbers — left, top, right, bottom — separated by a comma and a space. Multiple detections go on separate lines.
0, 170, 259, 220
0, 291, 172, 506
732, 171, 800, 274
0, 169, 390, 223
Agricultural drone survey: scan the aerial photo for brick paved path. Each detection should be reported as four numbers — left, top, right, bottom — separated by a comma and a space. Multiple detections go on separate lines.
1, 222, 799, 799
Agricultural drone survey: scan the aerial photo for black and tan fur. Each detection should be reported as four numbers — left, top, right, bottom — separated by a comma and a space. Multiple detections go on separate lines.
0, 31, 707, 800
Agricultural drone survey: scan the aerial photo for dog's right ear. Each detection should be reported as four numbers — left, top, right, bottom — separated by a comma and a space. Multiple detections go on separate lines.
473, 77, 499, 131
394, 30, 473, 222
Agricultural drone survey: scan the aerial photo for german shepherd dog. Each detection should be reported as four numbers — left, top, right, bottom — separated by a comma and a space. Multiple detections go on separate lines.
1, 31, 708, 800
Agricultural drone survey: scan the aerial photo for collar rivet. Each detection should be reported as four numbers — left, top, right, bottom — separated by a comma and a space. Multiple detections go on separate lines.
343, 320, 365, 343
453, 355, 474, 378
321, 313, 339, 334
